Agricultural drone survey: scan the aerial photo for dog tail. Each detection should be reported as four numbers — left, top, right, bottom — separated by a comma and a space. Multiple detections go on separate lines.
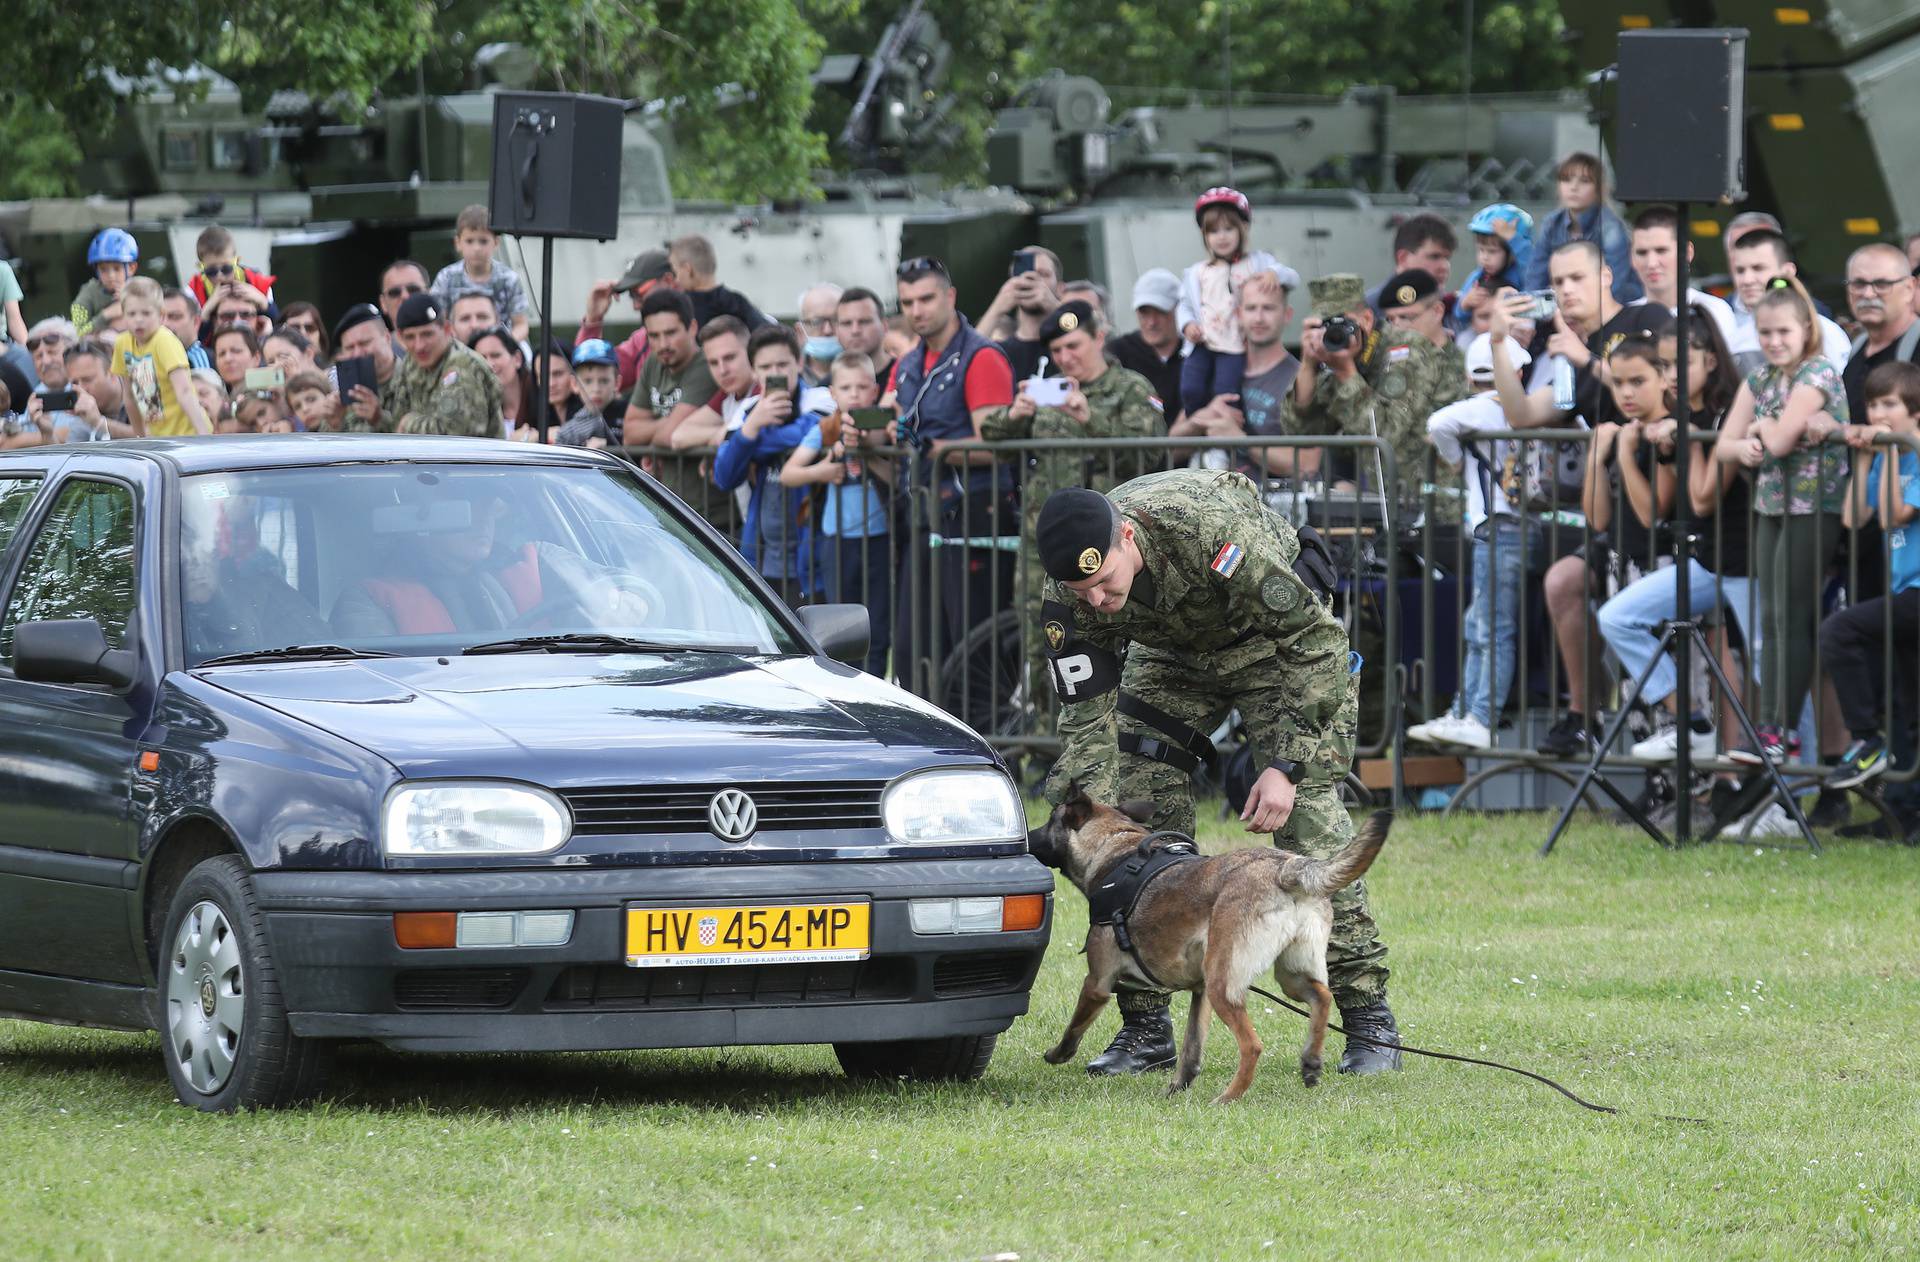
1298, 811, 1392, 897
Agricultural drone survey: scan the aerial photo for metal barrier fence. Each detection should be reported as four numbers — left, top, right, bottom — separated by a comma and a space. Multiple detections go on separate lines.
618, 427, 1920, 810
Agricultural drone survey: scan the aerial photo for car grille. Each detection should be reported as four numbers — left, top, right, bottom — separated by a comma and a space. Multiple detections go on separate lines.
932, 953, 1035, 997
394, 968, 529, 1009
544, 959, 913, 1010
560, 781, 888, 837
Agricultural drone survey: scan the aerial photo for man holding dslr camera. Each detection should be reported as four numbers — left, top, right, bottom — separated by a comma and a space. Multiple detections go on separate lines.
1283, 272, 1464, 507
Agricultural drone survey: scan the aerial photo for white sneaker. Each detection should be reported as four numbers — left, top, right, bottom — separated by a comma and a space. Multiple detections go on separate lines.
1718, 802, 1801, 840
1434, 715, 1492, 750
1631, 725, 1716, 761
1406, 717, 1447, 745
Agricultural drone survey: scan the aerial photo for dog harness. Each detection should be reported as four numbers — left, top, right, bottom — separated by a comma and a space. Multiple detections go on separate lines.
1085, 830, 1203, 990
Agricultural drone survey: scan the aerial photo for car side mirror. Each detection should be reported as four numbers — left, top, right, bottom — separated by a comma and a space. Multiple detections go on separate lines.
14, 619, 137, 689
796, 604, 870, 666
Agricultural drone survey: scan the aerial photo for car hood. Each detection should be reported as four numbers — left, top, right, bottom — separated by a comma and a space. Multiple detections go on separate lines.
197, 652, 992, 784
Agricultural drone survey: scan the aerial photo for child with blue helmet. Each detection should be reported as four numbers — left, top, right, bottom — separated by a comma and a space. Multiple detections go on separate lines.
72, 228, 140, 337
1452, 204, 1533, 334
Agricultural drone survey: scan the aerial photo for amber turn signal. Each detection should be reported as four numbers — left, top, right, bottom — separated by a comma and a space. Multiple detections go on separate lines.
392, 911, 458, 949
1000, 893, 1046, 932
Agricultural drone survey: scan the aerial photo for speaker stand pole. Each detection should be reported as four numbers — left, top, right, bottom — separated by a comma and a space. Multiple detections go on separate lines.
537, 235, 555, 445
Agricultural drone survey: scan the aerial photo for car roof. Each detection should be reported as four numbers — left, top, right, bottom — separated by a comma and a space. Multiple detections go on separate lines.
0, 434, 622, 476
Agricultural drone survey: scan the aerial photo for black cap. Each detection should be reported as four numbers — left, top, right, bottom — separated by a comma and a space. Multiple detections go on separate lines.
1038, 300, 1097, 345
332, 303, 389, 343
396, 292, 444, 331
1037, 487, 1119, 582
1380, 269, 1439, 309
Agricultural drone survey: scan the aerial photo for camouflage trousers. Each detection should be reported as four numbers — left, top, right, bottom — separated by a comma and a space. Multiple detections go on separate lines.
1055, 644, 1390, 1013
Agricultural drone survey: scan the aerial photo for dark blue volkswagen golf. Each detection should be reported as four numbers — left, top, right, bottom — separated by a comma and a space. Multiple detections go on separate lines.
0, 436, 1050, 1111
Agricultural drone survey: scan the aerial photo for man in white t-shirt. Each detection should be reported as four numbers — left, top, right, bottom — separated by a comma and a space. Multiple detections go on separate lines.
1627, 205, 1740, 350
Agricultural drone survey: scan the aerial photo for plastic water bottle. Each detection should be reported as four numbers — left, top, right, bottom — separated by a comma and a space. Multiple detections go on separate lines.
1551, 355, 1577, 411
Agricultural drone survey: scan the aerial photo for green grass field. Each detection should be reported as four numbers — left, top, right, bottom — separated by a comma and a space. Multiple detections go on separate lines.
3, 809, 1918, 1260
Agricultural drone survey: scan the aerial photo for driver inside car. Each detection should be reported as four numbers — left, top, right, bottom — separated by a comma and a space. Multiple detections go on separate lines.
330, 487, 656, 638
183, 497, 333, 661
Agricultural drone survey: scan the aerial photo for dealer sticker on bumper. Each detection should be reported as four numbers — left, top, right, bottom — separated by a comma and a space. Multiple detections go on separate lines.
625, 902, 871, 968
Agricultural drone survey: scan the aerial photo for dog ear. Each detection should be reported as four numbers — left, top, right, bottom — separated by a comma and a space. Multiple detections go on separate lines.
1116, 799, 1156, 825
1060, 781, 1096, 829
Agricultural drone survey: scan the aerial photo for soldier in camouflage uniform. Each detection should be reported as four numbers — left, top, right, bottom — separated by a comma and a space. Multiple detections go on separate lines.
386, 292, 506, 439
1036, 470, 1402, 1076
331, 303, 400, 433
1283, 273, 1466, 519
979, 300, 1166, 737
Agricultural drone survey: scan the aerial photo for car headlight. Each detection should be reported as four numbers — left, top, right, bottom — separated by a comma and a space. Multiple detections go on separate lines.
382, 781, 571, 857
882, 768, 1023, 845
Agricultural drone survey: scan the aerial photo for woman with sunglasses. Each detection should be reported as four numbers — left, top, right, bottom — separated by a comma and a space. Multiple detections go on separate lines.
278, 302, 331, 366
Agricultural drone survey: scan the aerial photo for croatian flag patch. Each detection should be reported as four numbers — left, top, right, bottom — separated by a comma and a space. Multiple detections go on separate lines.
1211, 542, 1245, 578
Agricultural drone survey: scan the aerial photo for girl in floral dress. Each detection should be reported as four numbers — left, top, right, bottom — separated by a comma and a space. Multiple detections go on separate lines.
1715, 278, 1850, 763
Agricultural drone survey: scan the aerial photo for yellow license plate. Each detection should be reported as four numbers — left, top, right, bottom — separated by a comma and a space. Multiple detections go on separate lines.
624, 903, 871, 968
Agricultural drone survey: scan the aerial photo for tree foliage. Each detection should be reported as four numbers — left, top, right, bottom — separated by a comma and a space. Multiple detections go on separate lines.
0, 0, 1575, 202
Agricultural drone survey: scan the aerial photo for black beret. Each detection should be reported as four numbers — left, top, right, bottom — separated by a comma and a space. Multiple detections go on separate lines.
395, 292, 445, 331
1381, 269, 1439, 309
1036, 487, 1118, 582
1039, 300, 1097, 345
332, 302, 389, 343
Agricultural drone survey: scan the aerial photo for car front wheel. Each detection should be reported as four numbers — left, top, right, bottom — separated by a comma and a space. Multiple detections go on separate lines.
158, 855, 329, 1111
834, 1033, 998, 1083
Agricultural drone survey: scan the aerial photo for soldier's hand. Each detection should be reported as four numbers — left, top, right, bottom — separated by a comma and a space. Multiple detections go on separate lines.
1008, 389, 1037, 421
348, 384, 380, 424
1241, 766, 1297, 833
1299, 317, 1326, 364
586, 280, 616, 324
1060, 381, 1090, 424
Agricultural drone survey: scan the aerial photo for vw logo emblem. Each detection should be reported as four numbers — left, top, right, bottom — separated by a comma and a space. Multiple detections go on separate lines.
708, 788, 758, 842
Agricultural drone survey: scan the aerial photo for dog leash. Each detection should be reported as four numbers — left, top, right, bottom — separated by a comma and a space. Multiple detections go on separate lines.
1244, 984, 1706, 1125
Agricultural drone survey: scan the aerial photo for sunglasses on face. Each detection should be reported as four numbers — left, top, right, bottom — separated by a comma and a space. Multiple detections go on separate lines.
1845, 277, 1907, 293
25, 336, 65, 352
203, 262, 238, 278
384, 282, 427, 300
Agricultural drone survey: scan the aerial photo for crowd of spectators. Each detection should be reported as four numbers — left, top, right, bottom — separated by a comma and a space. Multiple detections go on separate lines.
1, 159, 1915, 835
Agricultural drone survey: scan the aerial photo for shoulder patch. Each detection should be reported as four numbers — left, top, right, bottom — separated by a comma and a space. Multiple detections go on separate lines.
442, 370, 460, 387
1387, 345, 1412, 364
1261, 574, 1297, 612
1147, 395, 1164, 414
1210, 542, 1245, 578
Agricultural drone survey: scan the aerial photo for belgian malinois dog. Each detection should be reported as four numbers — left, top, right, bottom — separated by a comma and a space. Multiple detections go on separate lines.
1028, 785, 1392, 1103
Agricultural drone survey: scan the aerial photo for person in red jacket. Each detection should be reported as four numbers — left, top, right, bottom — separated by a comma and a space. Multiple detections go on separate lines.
188, 225, 279, 317
575, 249, 674, 392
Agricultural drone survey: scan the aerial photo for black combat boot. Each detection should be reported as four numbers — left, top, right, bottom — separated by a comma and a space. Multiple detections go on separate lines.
1336, 999, 1404, 1074
1085, 1002, 1176, 1075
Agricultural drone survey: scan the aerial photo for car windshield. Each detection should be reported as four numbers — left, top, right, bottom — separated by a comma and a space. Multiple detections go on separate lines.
178, 462, 799, 666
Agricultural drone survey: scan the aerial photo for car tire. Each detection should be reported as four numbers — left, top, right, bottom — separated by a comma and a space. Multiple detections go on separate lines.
157, 855, 329, 1112
833, 1032, 998, 1083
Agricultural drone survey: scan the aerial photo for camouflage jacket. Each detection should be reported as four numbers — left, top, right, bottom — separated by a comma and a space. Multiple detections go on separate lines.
1281, 324, 1466, 512
1043, 468, 1350, 766
388, 338, 506, 438
979, 364, 1166, 522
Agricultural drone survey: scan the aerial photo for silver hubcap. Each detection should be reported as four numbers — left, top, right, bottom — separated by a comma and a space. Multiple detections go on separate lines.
166, 901, 245, 1094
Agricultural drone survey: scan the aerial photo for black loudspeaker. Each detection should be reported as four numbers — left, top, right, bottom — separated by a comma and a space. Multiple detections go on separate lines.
488, 91, 624, 240
1613, 29, 1748, 205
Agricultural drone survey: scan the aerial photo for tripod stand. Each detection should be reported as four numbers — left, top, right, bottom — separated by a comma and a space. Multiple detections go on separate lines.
1540, 198, 1817, 855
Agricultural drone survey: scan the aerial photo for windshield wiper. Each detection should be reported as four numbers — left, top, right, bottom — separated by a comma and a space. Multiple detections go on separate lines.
462, 633, 753, 656
195, 644, 399, 668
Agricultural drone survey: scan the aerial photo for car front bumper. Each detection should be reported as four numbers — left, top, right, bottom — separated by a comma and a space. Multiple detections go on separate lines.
252, 857, 1053, 1053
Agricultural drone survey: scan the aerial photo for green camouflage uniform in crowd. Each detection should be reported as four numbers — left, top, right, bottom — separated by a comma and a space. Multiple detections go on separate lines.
1281, 274, 1466, 521
387, 337, 506, 439
980, 361, 1165, 734
1042, 467, 1388, 1012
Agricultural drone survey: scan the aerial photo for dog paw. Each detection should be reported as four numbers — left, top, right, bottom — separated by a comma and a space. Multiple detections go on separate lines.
1301, 1055, 1323, 1088
1042, 1045, 1074, 1066
1210, 1090, 1246, 1105
1165, 1075, 1194, 1098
